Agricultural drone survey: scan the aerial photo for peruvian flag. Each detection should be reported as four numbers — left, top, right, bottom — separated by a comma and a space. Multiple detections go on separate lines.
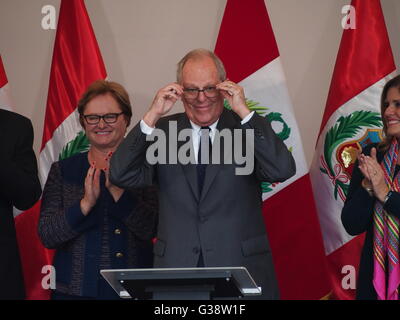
14, 0, 107, 299
309, 0, 396, 299
215, 0, 330, 299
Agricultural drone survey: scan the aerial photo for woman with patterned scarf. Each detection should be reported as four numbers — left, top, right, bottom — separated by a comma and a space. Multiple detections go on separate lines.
342, 75, 400, 300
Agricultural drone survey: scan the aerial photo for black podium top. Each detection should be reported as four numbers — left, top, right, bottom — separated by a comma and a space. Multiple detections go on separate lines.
100, 267, 261, 300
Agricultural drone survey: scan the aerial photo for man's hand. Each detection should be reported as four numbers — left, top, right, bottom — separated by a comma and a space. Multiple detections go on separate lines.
143, 83, 184, 127
217, 80, 250, 119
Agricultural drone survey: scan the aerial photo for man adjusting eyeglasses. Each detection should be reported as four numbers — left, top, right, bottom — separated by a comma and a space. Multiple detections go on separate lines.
110, 49, 296, 300
140, 52, 251, 128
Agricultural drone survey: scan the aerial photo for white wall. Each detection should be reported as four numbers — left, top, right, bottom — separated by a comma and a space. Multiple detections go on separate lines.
1, 0, 399, 166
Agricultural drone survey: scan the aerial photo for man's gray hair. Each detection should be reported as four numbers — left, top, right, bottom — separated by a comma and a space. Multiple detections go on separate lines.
176, 48, 226, 84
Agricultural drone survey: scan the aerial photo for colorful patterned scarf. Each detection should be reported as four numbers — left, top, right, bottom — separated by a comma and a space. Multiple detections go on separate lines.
373, 138, 400, 300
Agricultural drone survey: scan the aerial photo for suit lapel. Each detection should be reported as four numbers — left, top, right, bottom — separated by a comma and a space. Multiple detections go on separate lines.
177, 114, 200, 202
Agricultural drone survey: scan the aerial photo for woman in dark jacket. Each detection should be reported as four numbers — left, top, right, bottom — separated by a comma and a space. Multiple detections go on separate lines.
342, 75, 400, 300
39, 80, 158, 299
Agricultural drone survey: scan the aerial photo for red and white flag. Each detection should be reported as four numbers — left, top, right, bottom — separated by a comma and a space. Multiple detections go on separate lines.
15, 0, 107, 299
0, 55, 14, 112
309, 0, 396, 299
215, 0, 330, 299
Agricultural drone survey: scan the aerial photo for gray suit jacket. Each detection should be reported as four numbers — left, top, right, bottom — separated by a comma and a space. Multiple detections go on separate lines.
110, 108, 296, 299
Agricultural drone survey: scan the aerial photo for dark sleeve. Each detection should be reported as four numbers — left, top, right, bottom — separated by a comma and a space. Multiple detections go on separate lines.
242, 112, 296, 182
0, 117, 41, 210
341, 158, 375, 236
38, 162, 99, 249
110, 122, 155, 188
110, 186, 158, 241
382, 190, 400, 219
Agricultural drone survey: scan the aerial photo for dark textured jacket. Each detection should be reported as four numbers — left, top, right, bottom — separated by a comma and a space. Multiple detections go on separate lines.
0, 109, 41, 299
38, 152, 158, 297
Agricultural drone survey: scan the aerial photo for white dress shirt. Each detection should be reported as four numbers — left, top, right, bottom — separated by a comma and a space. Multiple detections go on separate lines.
140, 111, 255, 164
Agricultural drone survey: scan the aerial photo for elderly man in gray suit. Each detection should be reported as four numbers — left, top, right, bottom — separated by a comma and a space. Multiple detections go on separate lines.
110, 49, 295, 299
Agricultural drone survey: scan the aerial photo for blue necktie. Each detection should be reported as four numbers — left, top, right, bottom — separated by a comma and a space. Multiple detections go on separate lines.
196, 127, 211, 267
197, 126, 211, 194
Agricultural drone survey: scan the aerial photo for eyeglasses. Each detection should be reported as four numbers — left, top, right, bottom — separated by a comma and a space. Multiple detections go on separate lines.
82, 112, 124, 125
183, 86, 219, 99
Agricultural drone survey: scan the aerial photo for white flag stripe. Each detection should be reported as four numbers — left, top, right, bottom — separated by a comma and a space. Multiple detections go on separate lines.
39, 110, 84, 185
240, 57, 308, 200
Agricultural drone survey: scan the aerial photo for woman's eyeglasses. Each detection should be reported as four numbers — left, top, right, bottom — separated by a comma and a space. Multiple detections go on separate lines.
82, 112, 124, 125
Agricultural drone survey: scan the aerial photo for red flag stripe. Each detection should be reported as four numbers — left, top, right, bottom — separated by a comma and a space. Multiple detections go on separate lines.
15, 201, 50, 298
326, 234, 365, 300
40, 0, 106, 151
214, 0, 279, 83
317, 0, 395, 138
0, 55, 8, 88
263, 174, 330, 299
